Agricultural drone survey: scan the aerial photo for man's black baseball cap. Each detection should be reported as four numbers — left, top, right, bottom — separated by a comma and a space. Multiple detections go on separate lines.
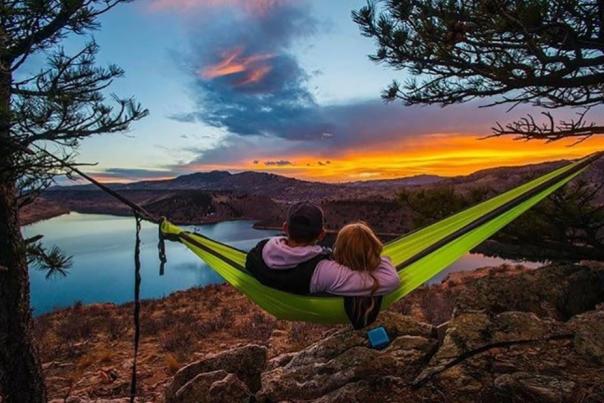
286, 202, 324, 243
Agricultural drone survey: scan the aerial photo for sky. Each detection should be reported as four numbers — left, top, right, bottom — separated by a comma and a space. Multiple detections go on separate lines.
31, 0, 604, 183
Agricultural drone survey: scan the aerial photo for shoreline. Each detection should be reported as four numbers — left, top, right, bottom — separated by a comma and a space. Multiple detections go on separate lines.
24, 209, 404, 240
19, 203, 70, 226
21, 207, 266, 228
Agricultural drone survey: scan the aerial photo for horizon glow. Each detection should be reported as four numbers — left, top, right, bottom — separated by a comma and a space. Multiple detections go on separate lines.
45, 0, 604, 184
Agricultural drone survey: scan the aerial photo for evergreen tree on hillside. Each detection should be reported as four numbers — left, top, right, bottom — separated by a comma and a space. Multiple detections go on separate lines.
0, 2, 147, 401
354, 0, 604, 141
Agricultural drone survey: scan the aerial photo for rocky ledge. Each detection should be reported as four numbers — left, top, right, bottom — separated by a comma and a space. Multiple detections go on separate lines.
165, 262, 604, 403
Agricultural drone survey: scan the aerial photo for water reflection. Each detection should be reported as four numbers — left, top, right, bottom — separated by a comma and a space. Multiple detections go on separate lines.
23, 213, 279, 315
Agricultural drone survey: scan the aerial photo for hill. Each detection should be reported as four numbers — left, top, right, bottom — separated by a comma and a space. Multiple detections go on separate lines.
49, 157, 603, 201
50, 170, 444, 200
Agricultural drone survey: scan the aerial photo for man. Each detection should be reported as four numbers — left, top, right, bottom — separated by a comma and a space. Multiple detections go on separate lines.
245, 202, 400, 296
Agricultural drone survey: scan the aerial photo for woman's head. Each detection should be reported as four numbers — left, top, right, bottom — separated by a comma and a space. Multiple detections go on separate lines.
333, 222, 383, 274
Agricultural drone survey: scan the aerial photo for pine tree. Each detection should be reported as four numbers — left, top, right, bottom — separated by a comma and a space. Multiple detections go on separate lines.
354, 0, 604, 141
0, 2, 147, 401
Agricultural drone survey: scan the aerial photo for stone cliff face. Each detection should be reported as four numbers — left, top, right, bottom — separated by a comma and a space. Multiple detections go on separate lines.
165, 262, 604, 403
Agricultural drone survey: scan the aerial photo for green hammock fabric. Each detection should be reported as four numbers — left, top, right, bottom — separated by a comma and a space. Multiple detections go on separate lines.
160, 153, 600, 324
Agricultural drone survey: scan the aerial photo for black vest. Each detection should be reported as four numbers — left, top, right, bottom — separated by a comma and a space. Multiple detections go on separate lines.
245, 239, 331, 295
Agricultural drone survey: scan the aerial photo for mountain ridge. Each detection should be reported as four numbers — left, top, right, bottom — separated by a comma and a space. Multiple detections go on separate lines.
51, 157, 585, 194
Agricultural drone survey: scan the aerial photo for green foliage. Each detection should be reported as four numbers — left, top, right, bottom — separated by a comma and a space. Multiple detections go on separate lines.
353, 0, 604, 140
26, 240, 72, 279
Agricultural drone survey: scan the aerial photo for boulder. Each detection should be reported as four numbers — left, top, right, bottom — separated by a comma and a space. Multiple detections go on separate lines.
170, 370, 251, 403
171, 370, 230, 403
414, 310, 570, 386
165, 344, 266, 402
207, 373, 251, 403
453, 264, 604, 320
569, 309, 604, 364
256, 298, 604, 402
491, 372, 576, 402
397, 263, 604, 327
53, 399, 130, 403
257, 312, 437, 402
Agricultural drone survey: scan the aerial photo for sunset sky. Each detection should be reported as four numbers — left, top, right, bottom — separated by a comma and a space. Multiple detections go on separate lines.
31, 0, 604, 183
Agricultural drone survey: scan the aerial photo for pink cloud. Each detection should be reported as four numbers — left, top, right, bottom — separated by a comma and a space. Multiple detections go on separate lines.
200, 48, 274, 87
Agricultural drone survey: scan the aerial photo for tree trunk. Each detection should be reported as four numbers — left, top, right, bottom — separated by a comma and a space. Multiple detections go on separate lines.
0, 63, 47, 401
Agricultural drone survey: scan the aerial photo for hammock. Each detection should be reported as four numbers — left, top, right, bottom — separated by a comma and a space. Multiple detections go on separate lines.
160, 153, 601, 324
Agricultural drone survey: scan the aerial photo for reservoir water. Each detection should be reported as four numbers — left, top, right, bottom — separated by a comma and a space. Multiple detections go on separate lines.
23, 213, 543, 315
23, 213, 279, 315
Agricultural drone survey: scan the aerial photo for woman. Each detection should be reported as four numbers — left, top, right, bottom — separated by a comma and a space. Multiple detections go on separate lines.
309, 222, 400, 296
320, 222, 400, 328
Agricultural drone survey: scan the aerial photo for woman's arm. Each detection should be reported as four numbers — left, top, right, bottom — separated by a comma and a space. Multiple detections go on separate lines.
310, 257, 401, 296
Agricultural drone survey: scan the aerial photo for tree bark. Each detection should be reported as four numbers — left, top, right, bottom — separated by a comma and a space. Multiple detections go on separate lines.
0, 61, 47, 402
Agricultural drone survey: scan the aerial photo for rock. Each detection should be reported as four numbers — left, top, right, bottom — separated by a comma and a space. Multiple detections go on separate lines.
171, 369, 251, 403
257, 312, 437, 401
55, 399, 130, 403
258, 307, 585, 402
414, 311, 570, 386
400, 263, 604, 325
569, 310, 604, 364
491, 372, 575, 402
166, 344, 266, 401
266, 352, 295, 370
313, 377, 411, 403
207, 373, 251, 403
453, 264, 604, 320
172, 370, 228, 402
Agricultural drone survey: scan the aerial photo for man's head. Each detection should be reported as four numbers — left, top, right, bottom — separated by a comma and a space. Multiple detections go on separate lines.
283, 202, 325, 245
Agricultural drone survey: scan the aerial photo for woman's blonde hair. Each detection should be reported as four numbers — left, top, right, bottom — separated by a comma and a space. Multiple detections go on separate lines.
333, 222, 383, 295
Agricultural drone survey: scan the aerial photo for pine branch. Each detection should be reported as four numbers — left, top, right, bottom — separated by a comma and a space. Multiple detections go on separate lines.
489, 108, 604, 141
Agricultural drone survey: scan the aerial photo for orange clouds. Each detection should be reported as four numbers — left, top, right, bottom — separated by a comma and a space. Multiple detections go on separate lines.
201, 49, 274, 86
189, 135, 604, 183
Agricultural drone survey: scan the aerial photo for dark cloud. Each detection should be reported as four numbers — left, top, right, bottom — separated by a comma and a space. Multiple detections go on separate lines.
194, 97, 594, 166
179, 0, 333, 140
264, 160, 293, 166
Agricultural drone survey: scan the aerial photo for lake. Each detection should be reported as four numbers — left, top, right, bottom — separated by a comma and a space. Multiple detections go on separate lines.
23, 213, 279, 315
23, 213, 543, 315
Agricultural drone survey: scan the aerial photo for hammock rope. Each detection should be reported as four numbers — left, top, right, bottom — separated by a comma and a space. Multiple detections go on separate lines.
130, 213, 143, 403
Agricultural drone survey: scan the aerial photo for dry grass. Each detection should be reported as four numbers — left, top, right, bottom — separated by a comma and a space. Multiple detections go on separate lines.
34, 284, 332, 401
164, 353, 181, 375
78, 347, 114, 369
